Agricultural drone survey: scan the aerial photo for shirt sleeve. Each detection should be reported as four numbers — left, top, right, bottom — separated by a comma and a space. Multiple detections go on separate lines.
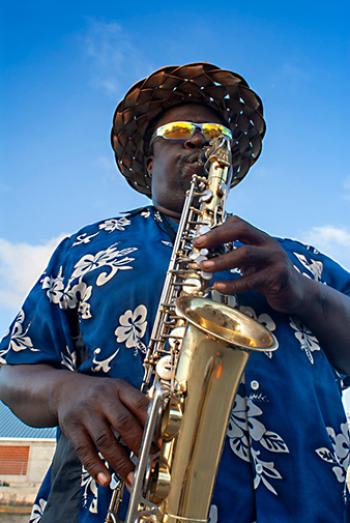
0, 236, 78, 370
318, 250, 350, 387
288, 239, 350, 295
320, 253, 350, 297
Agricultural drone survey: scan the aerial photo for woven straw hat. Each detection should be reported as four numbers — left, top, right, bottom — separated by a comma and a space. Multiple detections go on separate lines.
111, 62, 265, 197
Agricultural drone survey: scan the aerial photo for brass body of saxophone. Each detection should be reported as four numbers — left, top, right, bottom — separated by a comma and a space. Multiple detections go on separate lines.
105, 137, 277, 523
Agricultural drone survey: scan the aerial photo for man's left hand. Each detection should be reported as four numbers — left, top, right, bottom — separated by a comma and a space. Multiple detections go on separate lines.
194, 215, 306, 315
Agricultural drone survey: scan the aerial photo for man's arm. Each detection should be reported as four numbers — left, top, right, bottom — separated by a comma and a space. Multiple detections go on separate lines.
0, 363, 149, 486
194, 215, 350, 375
294, 277, 350, 375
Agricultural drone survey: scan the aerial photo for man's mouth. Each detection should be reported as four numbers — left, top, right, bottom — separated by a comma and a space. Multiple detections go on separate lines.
182, 161, 204, 177
181, 154, 205, 177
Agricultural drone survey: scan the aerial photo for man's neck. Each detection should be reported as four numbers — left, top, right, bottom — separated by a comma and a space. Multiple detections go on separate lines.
154, 204, 181, 222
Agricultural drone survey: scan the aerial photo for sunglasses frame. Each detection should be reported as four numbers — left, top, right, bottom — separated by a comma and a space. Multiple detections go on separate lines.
150, 121, 233, 146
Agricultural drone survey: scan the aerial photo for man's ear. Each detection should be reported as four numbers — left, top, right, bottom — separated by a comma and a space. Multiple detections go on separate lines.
146, 156, 153, 176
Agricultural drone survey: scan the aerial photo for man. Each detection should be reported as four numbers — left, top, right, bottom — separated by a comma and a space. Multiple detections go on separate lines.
0, 62, 349, 523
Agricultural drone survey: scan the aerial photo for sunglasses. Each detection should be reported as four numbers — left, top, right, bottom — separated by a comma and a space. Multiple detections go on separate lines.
150, 121, 232, 144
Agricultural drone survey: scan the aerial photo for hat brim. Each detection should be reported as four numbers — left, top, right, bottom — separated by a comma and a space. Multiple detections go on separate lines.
111, 62, 265, 197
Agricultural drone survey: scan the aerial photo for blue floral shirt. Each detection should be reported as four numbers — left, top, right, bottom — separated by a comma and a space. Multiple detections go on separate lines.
1, 206, 350, 523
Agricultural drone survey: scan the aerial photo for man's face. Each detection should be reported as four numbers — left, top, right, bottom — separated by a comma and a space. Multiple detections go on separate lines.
146, 103, 226, 216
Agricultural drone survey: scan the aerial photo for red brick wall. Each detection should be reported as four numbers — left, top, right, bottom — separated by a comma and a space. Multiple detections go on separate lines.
0, 445, 29, 475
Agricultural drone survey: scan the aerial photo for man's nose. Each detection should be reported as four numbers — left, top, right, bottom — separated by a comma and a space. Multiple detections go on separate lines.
183, 130, 207, 149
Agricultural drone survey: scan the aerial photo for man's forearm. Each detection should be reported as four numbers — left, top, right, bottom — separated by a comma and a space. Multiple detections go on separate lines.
0, 363, 72, 427
296, 277, 350, 375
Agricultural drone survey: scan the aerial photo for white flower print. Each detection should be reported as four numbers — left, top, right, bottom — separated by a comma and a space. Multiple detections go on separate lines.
99, 217, 131, 232
61, 345, 77, 371
316, 423, 350, 486
0, 346, 9, 365
73, 232, 99, 246
227, 392, 289, 495
42, 270, 93, 315
115, 304, 148, 350
154, 210, 163, 222
211, 289, 237, 309
71, 244, 137, 286
60, 281, 90, 310
78, 284, 93, 319
141, 209, 151, 218
252, 448, 282, 495
208, 504, 218, 523
239, 305, 276, 331
91, 347, 120, 373
9, 310, 38, 353
293, 253, 323, 281
227, 393, 252, 462
292, 264, 312, 279
41, 266, 65, 305
42, 245, 137, 317
81, 466, 98, 514
238, 305, 279, 358
29, 497, 47, 522
289, 316, 320, 364
305, 244, 320, 255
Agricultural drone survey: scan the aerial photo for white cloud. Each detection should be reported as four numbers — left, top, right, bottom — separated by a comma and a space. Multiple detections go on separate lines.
300, 225, 350, 270
82, 19, 155, 96
0, 235, 67, 311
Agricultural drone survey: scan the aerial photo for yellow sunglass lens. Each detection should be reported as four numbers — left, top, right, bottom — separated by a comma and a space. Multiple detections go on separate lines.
162, 122, 193, 139
202, 124, 228, 140
156, 122, 232, 142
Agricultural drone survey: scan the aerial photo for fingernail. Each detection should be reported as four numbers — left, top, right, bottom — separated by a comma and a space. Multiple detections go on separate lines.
201, 260, 214, 269
194, 237, 204, 246
126, 471, 134, 487
97, 472, 109, 487
214, 282, 226, 291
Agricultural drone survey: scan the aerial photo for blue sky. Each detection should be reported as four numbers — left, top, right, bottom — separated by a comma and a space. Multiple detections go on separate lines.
1, 1, 349, 337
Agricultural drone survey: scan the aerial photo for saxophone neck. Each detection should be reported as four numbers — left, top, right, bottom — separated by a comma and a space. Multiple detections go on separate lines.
199, 136, 232, 227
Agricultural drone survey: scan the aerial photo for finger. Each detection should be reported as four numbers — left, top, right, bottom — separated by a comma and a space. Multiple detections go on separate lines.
194, 215, 269, 249
84, 417, 135, 482
115, 379, 150, 426
200, 245, 272, 273
213, 268, 271, 295
69, 427, 114, 487
103, 400, 145, 457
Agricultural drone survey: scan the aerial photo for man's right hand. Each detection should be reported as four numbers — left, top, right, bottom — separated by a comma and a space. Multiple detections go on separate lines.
0, 364, 149, 487
54, 373, 149, 486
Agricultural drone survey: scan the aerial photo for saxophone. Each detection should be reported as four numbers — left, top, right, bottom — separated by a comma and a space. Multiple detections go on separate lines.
105, 136, 277, 523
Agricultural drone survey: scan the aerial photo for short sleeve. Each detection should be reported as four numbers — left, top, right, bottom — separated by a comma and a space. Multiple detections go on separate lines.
280, 239, 350, 387
0, 236, 77, 369
319, 252, 350, 297
318, 250, 350, 387
289, 239, 350, 295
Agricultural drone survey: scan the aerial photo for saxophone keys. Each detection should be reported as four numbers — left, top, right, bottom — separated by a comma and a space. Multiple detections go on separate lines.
182, 277, 202, 294
200, 271, 213, 281
189, 253, 207, 265
216, 183, 228, 198
161, 398, 183, 441
199, 189, 213, 203
197, 224, 211, 235
149, 461, 171, 504
156, 355, 175, 380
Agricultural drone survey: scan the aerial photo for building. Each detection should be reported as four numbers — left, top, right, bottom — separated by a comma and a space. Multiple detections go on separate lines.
0, 401, 56, 487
